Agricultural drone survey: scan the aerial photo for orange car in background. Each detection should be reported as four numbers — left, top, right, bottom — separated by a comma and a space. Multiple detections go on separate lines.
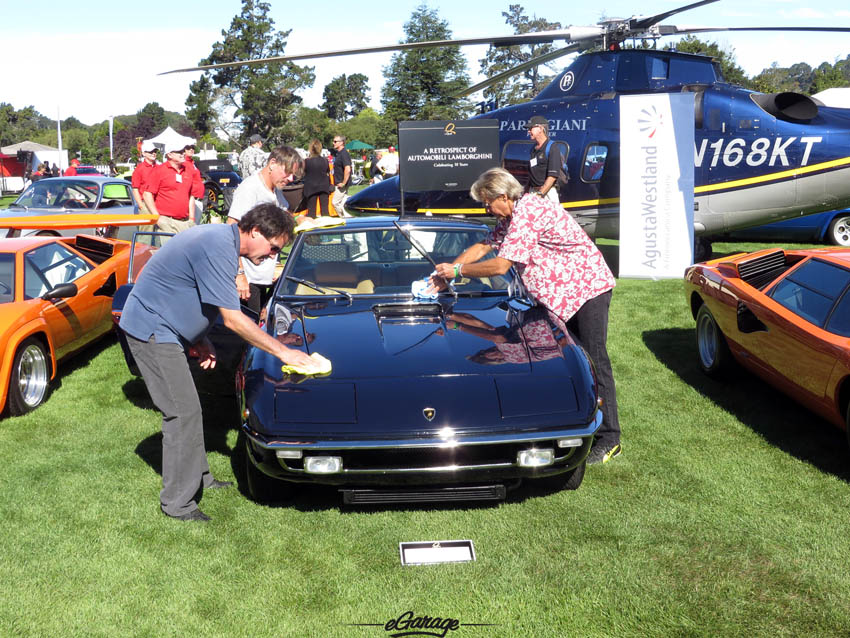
0, 213, 157, 415
685, 247, 850, 444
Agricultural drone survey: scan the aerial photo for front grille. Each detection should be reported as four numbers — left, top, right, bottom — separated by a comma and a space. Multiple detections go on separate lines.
342, 485, 507, 504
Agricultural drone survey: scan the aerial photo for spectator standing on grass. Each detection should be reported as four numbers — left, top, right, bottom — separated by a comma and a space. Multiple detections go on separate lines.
331, 135, 352, 215
377, 146, 399, 178
239, 134, 267, 178
227, 146, 304, 316
525, 115, 563, 207
132, 143, 159, 212
182, 143, 205, 222
370, 151, 383, 183
302, 139, 333, 218
143, 143, 195, 235
64, 158, 81, 176
119, 203, 320, 523
429, 167, 622, 465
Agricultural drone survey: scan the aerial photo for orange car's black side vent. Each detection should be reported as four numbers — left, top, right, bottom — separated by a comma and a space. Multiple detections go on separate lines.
737, 250, 790, 290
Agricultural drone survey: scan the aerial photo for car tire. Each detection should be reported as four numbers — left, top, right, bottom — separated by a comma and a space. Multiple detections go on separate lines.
533, 461, 586, 492
693, 237, 713, 262
8, 337, 50, 416
204, 183, 222, 213
244, 440, 292, 504
826, 214, 850, 247
695, 304, 732, 377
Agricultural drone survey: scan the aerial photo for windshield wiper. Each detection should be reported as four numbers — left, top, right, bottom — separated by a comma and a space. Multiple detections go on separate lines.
285, 275, 352, 303
392, 220, 457, 300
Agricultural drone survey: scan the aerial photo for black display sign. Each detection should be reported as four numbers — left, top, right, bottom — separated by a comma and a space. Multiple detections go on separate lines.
398, 120, 500, 192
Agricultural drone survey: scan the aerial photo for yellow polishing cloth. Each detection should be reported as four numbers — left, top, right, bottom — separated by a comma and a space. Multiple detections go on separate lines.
293, 217, 346, 234
281, 352, 332, 377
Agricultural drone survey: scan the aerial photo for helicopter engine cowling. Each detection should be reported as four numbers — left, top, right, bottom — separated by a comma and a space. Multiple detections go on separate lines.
751, 92, 819, 122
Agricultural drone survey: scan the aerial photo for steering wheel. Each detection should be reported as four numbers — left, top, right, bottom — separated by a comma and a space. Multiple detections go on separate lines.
62, 199, 89, 209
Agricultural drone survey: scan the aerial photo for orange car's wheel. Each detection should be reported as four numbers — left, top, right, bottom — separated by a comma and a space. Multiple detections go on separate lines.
696, 304, 732, 378
8, 337, 50, 416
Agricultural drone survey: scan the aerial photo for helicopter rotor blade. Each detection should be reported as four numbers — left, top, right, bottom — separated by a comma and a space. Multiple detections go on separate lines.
629, 0, 720, 31
453, 42, 584, 98
657, 25, 850, 38
160, 29, 590, 76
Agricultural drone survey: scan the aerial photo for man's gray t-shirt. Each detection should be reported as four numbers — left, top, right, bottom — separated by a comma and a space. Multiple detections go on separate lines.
119, 224, 241, 346
228, 171, 288, 285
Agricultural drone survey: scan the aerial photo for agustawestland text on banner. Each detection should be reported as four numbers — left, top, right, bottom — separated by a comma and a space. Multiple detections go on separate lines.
619, 93, 695, 279
398, 120, 500, 192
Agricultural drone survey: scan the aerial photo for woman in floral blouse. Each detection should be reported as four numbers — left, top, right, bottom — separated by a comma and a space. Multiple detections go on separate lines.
431, 167, 622, 465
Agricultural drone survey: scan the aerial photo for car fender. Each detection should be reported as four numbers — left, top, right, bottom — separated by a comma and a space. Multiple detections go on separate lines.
0, 319, 57, 413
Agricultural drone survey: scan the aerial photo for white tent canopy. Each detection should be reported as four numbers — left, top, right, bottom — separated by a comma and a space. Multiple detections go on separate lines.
142, 127, 196, 153
0, 140, 68, 174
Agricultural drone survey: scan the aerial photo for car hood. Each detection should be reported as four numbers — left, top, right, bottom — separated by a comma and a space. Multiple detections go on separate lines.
243, 297, 598, 438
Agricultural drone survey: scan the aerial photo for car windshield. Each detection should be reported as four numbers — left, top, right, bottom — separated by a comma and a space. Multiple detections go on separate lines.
279, 226, 511, 297
12, 179, 100, 209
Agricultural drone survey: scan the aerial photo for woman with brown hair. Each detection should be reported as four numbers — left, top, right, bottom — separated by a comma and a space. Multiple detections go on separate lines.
302, 139, 333, 218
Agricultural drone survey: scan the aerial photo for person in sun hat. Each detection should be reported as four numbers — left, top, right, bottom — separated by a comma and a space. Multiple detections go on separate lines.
143, 142, 196, 235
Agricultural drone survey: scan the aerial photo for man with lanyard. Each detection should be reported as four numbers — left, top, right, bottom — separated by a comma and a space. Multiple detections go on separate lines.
331, 135, 352, 216
227, 146, 303, 316
526, 115, 563, 207
132, 143, 159, 213
143, 142, 195, 235
239, 134, 267, 178
120, 203, 321, 522
182, 143, 205, 223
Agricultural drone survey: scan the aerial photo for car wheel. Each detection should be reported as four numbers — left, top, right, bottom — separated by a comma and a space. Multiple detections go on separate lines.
693, 237, 713, 262
244, 440, 292, 503
204, 183, 222, 212
695, 304, 732, 377
826, 214, 850, 247
533, 461, 586, 491
8, 337, 50, 416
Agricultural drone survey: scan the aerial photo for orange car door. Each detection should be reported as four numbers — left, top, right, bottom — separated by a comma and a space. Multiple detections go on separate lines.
24, 243, 111, 359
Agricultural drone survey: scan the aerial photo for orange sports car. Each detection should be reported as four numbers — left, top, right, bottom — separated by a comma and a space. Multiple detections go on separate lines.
685, 247, 850, 443
0, 213, 157, 415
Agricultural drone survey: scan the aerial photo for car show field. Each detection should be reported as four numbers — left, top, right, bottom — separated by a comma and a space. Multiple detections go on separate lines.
2, 239, 849, 637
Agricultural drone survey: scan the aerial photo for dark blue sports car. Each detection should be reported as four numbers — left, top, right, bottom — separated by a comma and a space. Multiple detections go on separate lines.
241, 216, 601, 504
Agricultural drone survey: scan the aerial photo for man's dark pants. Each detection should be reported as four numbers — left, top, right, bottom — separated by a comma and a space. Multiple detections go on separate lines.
126, 333, 214, 516
566, 290, 621, 445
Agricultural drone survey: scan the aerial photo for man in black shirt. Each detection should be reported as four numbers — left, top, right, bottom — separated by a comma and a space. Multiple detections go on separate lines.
526, 115, 563, 207
331, 135, 352, 215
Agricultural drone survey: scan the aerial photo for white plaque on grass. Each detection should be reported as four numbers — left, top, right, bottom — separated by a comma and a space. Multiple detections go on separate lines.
399, 540, 476, 565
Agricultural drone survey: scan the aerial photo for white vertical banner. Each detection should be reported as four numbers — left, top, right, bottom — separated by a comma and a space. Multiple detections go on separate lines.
619, 93, 695, 279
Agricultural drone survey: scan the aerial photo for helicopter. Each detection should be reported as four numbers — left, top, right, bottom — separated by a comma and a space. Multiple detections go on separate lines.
166, 0, 850, 260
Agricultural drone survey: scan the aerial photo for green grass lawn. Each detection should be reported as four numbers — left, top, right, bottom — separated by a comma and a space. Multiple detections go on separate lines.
1, 240, 849, 637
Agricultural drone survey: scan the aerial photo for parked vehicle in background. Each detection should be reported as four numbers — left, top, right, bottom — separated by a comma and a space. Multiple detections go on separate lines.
196, 158, 241, 217
685, 246, 850, 447
712, 209, 850, 247
1, 176, 138, 238
73, 166, 105, 177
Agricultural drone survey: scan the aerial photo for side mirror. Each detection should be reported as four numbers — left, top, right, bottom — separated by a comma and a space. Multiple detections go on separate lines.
42, 282, 78, 300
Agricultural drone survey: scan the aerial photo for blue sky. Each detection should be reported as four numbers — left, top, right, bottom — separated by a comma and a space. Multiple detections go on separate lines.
2, 0, 849, 125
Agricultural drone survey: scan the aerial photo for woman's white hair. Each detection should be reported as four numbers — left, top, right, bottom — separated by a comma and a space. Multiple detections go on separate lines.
470, 167, 524, 203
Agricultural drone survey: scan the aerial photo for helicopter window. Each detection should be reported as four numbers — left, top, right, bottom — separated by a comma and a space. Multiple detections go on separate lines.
650, 57, 669, 80
581, 144, 609, 183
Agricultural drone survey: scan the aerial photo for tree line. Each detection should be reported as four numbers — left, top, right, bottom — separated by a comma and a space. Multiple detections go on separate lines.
3, 1, 849, 163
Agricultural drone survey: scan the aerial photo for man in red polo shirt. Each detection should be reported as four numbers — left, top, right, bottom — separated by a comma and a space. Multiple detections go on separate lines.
143, 142, 196, 234
132, 143, 159, 212
64, 158, 81, 176
182, 143, 205, 223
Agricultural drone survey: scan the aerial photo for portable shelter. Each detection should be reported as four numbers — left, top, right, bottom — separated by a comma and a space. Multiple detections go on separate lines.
142, 127, 196, 154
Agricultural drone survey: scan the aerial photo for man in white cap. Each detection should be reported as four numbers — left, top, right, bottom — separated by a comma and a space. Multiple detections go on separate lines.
132, 142, 159, 212
143, 142, 196, 234
239, 134, 267, 178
